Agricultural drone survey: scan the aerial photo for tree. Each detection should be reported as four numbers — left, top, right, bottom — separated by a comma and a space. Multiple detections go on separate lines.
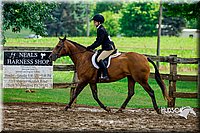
186, 19, 197, 29
161, 2, 200, 36
45, 3, 87, 37
94, 2, 123, 14
161, 17, 186, 36
88, 2, 122, 37
120, 2, 159, 37
3, 2, 57, 36
88, 11, 121, 37
163, 2, 200, 20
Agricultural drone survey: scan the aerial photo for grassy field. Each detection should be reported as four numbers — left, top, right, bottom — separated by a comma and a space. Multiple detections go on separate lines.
4, 28, 197, 58
2, 32, 199, 108
4, 28, 35, 38
4, 36, 198, 74
5, 36, 197, 58
3, 79, 198, 108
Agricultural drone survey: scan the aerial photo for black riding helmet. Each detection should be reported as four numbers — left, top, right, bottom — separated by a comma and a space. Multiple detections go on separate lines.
91, 14, 104, 24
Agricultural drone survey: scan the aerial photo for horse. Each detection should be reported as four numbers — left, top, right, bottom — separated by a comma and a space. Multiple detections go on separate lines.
49, 36, 170, 114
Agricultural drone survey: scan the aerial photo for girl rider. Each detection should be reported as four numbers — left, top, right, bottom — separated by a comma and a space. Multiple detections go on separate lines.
86, 14, 116, 81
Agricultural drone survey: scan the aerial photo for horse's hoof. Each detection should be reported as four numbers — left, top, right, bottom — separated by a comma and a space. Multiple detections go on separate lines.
65, 105, 71, 111
156, 108, 161, 114
116, 109, 123, 113
105, 107, 111, 113
64, 107, 68, 111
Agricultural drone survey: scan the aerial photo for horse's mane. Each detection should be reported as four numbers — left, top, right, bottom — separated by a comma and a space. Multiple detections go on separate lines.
66, 39, 87, 49
66, 39, 94, 53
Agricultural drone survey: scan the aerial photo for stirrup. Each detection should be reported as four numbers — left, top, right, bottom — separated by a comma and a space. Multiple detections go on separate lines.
100, 75, 109, 81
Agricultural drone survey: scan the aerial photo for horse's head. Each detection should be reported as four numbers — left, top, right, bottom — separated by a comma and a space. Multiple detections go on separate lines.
49, 35, 69, 61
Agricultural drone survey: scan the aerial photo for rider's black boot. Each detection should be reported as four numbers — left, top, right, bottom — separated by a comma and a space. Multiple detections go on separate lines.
98, 60, 109, 81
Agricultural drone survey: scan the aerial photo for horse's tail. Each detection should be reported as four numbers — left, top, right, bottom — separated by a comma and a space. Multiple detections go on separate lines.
147, 57, 171, 102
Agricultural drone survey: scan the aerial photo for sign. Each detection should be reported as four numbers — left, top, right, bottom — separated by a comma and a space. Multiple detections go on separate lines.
3, 51, 53, 88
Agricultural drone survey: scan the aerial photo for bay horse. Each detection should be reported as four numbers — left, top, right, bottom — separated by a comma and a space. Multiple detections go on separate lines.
49, 36, 170, 114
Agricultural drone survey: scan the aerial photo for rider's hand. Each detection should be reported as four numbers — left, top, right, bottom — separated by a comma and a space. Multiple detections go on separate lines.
86, 46, 92, 51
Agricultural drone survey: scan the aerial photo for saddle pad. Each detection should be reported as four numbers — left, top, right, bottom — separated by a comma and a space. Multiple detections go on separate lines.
92, 51, 121, 69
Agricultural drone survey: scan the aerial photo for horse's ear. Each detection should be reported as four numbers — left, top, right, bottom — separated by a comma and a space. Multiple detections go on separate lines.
63, 35, 66, 40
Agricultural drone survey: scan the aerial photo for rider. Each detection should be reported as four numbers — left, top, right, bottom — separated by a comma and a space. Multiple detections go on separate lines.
86, 14, 116, 81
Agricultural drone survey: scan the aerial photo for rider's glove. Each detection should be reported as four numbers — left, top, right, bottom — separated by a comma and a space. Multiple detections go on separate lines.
86, 46, 92, 51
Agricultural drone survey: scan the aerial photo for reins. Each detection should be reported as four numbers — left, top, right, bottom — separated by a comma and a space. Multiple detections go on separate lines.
54, 40, 91, 56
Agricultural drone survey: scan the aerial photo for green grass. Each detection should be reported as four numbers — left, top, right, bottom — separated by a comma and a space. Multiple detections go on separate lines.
3, 78, 198, 108
4, 36, 198, 73
2, 33, 198, 108
53, 71, 74, 83
4, 36, 197, 57
3, 70, 198, 108
4, 28, 35, 38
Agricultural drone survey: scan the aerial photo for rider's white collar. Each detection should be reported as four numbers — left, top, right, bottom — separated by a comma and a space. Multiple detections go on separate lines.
97, 24, 101, 29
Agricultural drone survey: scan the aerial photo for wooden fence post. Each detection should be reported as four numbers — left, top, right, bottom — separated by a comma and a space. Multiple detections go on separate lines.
70, 70, 78, 106
198, 58, 200, 98
168, 55, 177, 107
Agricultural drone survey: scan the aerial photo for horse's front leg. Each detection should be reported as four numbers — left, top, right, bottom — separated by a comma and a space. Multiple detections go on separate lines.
65, 81, 88, 111
116, 76, 135, 113
89, 83, 111, 112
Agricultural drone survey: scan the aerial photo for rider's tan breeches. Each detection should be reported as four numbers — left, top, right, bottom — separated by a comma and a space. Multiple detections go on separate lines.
97, 50, 115, 62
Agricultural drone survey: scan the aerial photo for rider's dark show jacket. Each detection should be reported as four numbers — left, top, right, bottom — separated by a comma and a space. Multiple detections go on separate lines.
88, 25, 115, 50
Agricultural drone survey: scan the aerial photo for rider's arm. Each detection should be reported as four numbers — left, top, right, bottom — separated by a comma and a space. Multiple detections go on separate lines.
88, 29, 105, 50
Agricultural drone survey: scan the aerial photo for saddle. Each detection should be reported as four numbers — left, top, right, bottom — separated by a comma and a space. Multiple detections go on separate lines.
91, 49, 121, 69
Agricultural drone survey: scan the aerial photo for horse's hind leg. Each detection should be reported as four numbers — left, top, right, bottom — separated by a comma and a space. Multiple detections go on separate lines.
139, 81, 161, 114
117, 76, 135, 113
89, 83, 111, 112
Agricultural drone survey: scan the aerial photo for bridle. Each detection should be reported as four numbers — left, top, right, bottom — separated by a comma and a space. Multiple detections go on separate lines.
52, 40, 66, 58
